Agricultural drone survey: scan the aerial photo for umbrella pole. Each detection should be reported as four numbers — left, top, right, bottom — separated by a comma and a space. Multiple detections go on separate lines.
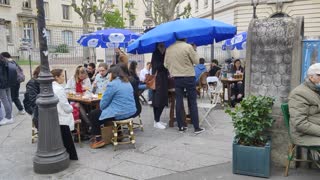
113, 48, 116, 65
104, 48, 107, 64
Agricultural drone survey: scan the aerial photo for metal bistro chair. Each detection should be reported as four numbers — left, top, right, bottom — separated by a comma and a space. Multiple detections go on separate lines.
74, 119, 82, 147
132, 115, 144, 131
138, 89, 148, 105
281, 103, 320, 176
111, 118, 136, 151
32, 122, 38, 144
198, 76, 221, 129
197, 72, 209, 98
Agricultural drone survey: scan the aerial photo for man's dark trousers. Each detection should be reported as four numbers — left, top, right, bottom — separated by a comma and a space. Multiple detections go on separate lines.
11, 83, 24, 111
174, 77, 200, 129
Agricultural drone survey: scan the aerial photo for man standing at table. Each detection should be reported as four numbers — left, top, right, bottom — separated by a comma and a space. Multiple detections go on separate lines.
164, 39, 205, 134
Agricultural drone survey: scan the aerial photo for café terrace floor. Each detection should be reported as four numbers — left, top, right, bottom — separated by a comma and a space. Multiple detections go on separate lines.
0, 97, 319, 180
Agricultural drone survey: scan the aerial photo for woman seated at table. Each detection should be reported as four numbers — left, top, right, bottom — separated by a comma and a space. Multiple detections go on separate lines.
66, 65, 92, 134
118, 57, 141, 118
121, 60, 141, 118
230, 59, 245, 106
90, 65, 137, 149
51, 69, 78, 160
92, 63, 109, 94
129, 60, 147, 91
66, 65, 91, 93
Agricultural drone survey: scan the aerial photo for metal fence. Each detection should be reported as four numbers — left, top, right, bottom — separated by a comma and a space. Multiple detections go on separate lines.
8, 24, 146, 66
197, 43, 246, 65
7, 23, 241, 69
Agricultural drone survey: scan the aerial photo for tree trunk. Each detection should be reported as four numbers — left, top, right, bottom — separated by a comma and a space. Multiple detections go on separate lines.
83, 20, 90, 64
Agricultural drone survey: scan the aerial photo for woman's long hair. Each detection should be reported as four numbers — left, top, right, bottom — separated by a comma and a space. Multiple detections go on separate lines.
74, 65, 87, 83
109, 64, 129, 82
33, 65, 41, 78
232, 59, 243, 72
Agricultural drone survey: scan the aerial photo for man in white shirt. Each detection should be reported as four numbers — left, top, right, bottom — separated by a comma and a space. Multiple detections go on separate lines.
139, 62, 152, 104
139, 62, 151, 82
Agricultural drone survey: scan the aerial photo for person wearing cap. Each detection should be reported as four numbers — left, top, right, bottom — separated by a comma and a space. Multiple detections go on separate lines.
288, 63, 320, 152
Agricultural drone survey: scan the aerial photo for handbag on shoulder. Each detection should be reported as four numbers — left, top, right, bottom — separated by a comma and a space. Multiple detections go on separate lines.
145, 71, 157, 90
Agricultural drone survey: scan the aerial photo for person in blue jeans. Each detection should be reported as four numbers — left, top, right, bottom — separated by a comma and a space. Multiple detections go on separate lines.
0, 54, 17, 126
1, 52, 26, 115
89, 65, 137, 149
164, 39, 205, 134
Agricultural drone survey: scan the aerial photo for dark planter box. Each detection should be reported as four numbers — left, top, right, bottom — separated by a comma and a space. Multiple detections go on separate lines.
233, 139, 271, 178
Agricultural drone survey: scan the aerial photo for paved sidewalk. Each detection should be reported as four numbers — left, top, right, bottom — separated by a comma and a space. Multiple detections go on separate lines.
0, 100, 234, 180
151, 162, 320, 180
0, 97, 319, 179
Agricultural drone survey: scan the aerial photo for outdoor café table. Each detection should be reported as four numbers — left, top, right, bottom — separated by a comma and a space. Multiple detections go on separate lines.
168, 88, 188, 127
67, 94, 101, 109
220, 77, 243, 106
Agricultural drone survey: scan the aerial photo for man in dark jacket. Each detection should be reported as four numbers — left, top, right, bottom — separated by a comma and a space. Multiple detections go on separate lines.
209, 59, 221, 77
1, 52, 26, 115
0, 54, 16, 126
87, 62, 96, 83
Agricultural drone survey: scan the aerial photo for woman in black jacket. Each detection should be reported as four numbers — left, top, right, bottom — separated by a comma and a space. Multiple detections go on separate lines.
23, 66, 41, 129
121, 62, 141, 118
230, 59, 245, 106
151, 43, 168, 129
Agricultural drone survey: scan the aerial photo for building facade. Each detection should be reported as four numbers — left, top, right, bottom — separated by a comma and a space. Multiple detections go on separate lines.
179, 0, 320, 36
177, 0, 320, 61
0, 0, 147, 62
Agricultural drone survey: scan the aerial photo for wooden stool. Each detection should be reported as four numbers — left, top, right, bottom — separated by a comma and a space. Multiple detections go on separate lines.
74, 119, 82, 147
111, 118, 135, 151
132, 115, 143, 131
32, 122, 38, 144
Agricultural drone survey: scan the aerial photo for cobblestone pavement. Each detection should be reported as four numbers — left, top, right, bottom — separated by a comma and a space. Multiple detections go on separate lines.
1, 69, 319, 179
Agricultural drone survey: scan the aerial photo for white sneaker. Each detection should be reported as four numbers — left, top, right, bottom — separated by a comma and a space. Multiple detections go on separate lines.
18, 110, 26, 115
0, 118, 14, 126
154, 122, 166, 129
0, 120, 5, 126
148, 101, 152, 105
159, 121, 167, 126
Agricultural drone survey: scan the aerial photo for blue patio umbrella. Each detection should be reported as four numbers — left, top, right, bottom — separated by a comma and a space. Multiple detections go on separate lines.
222, 32, 247, 50
77, 28, 140, 48
127, 18, 237, 54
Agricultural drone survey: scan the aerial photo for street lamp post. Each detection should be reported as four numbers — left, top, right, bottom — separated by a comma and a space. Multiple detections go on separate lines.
251, 0, 259, 19
33, 0, 69, 174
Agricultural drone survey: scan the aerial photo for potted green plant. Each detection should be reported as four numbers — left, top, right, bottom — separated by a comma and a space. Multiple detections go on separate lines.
225, 95, 275, 178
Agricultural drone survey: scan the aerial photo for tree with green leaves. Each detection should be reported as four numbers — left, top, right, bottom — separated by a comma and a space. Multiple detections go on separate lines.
71, 0, 112, 62
125, 1, 136, 27
104, 9, 125, 28
142, 0, 191, 25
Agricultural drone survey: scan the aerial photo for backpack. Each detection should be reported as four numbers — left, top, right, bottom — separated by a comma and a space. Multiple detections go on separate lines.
15, 62, 25, 83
